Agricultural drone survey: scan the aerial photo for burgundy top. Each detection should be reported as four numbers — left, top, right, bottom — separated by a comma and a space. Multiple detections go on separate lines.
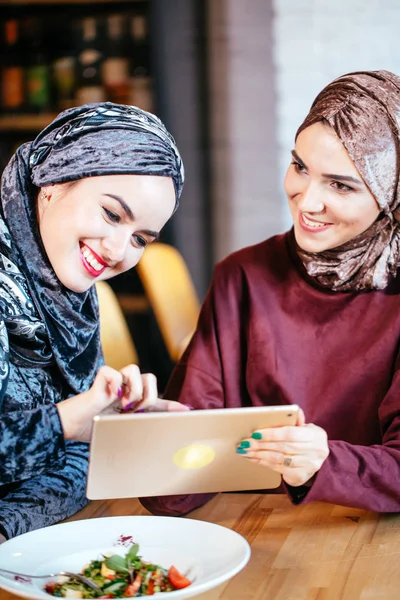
140, 231, 400, 515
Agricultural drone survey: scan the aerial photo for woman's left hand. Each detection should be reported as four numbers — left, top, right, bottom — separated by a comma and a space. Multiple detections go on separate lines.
236, 408, 329, 487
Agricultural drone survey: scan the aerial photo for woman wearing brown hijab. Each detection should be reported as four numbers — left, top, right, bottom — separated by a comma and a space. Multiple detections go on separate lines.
141, 70, 400, 515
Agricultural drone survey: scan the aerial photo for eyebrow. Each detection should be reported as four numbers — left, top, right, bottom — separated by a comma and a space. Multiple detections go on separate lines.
103, 193, 160, 239
291, 150, 364, 186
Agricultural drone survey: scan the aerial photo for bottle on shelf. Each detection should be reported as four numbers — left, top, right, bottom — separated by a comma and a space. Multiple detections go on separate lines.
52, 21, 77, 112
0, 19, 25, 113
75, 16, 105, 105
0, 5, 154, 124
25, 18, 52, 113
102, 14, 130, 105
128, 13, 154, 113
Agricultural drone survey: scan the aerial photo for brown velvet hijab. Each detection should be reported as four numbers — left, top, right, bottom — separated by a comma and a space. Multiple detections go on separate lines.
295, 70, 400, 291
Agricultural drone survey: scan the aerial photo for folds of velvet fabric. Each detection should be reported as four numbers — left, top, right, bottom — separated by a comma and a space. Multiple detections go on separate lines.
29, 102, 184, 205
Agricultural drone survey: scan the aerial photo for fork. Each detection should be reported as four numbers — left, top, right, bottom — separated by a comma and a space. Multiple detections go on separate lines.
0, 568, 103, 595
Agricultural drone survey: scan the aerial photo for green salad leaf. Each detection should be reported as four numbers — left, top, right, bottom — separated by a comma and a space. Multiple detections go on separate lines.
104, 554, 129, 573
126, 544, 139, 565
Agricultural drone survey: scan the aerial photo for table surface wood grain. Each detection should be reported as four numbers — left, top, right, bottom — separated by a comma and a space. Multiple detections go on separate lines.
1, 494, 400, 600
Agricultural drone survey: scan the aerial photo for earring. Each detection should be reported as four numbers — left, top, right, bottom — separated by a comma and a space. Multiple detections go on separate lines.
40, 190, 48, 201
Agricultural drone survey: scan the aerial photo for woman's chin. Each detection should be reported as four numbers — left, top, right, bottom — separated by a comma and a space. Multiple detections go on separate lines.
294, 230, 333, 254
56, 272, 93, 293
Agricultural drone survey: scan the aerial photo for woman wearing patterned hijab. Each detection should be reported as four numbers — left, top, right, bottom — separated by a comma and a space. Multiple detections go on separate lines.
0, 102, 186, 540
141, 70, 400, 517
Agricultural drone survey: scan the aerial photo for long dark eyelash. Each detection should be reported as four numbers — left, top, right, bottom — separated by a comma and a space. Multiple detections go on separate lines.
134, 235, 147, 248
103, 207, 120, 223
333, 181, 353, 192
291, 160, 305, 172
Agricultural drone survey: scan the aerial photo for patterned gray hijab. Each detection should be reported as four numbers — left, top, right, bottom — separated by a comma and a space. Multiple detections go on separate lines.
295, 70, 400, 292
0, 102, 184, 406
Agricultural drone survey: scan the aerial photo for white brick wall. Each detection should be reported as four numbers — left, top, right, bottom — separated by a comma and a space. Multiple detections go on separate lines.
208, 0, 281, 262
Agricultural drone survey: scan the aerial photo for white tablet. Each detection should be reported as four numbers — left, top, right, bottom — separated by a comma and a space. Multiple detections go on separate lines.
86, 405, 299, 500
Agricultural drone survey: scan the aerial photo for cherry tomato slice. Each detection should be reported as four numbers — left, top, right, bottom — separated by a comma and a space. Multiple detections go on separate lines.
168, 566, 192, 589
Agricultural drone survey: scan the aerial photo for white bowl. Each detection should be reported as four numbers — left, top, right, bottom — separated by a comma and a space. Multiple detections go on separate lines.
0, 515, 250, 599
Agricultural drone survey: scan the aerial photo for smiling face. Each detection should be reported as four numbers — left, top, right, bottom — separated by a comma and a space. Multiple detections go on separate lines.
284, 122, 380, 253
37, 174, 176, 292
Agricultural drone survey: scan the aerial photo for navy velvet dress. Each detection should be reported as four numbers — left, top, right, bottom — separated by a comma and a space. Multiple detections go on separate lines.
0, 364, 93, 539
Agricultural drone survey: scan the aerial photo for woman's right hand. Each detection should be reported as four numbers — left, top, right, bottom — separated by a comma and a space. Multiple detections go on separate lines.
57, 365, 189, 443
57, 365, 138, 442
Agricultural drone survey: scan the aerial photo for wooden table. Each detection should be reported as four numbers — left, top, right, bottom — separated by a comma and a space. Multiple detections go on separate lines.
1, 494, 400, 600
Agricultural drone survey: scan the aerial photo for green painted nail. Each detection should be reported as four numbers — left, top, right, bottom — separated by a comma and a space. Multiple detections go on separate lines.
239, 440, 251, 448
236, 447, 248, 454
251, 431, 262, 440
